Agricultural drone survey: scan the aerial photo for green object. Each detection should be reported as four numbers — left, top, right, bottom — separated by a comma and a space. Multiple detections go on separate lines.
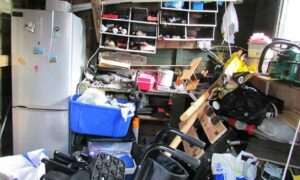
259, 40, 300, 84
269, 47, 300, 83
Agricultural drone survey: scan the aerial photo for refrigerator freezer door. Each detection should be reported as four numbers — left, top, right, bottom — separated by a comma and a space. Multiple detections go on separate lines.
11, 10, 73, 110
13, 107, 69, 156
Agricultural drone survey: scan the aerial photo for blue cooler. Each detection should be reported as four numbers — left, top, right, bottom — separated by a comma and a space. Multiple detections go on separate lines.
70, 94, 135, 137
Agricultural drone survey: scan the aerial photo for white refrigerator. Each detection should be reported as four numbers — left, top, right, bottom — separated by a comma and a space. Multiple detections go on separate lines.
11, 9, 86, 155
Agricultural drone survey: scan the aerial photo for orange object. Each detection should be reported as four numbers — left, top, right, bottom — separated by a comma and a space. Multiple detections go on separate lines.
133, 117, 140, 128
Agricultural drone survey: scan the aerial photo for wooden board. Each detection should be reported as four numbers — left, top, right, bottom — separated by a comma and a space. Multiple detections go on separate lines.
131, 64, 190, 68
180, 58, 202, 80
100, 52, 147, 65
250, 75, 300, 112
99, 58, 131, 69
91, 0, 101, 42
179, 125, 204, 158
246, 138, 300, 169
278, 111, 300, 130
157, 41, 197, 49
180, 90, 209, 121
186, 79, 200, 91
198, 105, 227, 144
169, 102, 207, 150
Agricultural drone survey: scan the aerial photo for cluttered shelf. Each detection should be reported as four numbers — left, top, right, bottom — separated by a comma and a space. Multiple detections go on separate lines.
99, 0, 237, 5
99, 46, 156, 54
159, 22, 216, 27
93, 0, 219, 47
158, 37, 214, 41
101, 17, 130, 22
99, 87, 190, 97
100, 32, 157, 39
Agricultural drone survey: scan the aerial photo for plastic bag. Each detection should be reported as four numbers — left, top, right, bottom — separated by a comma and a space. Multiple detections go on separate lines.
212, 151, 258, 180
258, 117, 296, 143
0, 149, 48, 180
211, 52, 256, 99
221, 2, 239, 44
76, 88, 107, 105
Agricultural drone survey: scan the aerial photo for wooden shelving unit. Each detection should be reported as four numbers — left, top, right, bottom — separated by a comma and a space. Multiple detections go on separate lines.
91, 0, 221, 51
158, 1, 218, 41
100, 6, 159, 54
99, 0, 237, 5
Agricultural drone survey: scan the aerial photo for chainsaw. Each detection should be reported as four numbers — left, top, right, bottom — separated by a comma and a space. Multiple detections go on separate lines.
258, 39, 300, 84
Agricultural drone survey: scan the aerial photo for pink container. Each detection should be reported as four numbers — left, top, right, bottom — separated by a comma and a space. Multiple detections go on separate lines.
138, 74, 155, 91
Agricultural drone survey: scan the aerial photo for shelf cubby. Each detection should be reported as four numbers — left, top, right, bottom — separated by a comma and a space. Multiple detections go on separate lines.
159, 1, 218, 41
100, 6, 158, 54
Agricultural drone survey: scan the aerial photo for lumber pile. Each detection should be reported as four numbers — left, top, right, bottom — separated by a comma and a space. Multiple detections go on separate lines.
168, 76, 227, 157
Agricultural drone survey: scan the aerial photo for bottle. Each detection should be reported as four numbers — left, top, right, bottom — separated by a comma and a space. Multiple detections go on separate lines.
132, 117, 140, 143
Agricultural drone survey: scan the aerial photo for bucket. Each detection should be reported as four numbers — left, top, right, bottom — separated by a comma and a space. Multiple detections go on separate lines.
156, 69, 174, 87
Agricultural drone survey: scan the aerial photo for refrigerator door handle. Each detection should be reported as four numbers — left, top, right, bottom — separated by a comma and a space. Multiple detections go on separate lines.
14, 106, 68, 112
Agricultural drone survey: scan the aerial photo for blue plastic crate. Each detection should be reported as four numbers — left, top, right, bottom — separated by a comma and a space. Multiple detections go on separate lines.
192, 2, 204, 10
163, 1, 184, 9
70, 94, 134, 137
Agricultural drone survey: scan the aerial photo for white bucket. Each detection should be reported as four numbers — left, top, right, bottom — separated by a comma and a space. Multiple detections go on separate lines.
157, 69, 174, 87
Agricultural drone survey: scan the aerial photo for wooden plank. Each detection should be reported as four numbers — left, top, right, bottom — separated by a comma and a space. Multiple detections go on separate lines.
185, 79, 200, 91
99, 58, 131, 69
91, 0, 101, 42
179, 75, 222, 122
278, 111, 300, 130
198, 106, 227, 144
179, 125, 204, 158
157, 41, 197, 49
169, 102, 207, 150
0, 55, 9, 67
180, 58, 202, 80
131, 64, 190, 67
250, 75, 300, 112
180, 90, 209, 121
246, 138, 300, 169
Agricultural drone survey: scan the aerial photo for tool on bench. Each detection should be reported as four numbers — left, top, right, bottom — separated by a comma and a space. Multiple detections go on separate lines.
258, 39, 300, 84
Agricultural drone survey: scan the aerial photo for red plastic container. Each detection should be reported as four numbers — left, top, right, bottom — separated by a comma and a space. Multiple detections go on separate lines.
102, 13, 119, 19
137, 74, 155, 91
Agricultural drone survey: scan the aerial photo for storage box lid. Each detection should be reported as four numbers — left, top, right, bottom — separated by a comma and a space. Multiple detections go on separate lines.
138, 74, 155, 84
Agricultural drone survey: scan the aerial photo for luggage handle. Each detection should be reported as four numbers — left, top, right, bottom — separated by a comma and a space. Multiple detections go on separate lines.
53, 150, 77, 165
140, 144, 201, 169
154, 127, 206, 149
41, 158, 77, 175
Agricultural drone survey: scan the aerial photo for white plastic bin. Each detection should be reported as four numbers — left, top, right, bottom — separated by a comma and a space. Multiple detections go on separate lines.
248, 42, 269, 58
